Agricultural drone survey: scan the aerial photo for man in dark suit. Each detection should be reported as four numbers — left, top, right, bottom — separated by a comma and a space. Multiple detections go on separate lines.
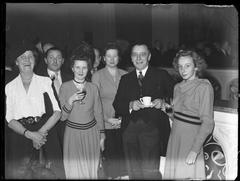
113, 42, 174, 179
36, 47, 72, 165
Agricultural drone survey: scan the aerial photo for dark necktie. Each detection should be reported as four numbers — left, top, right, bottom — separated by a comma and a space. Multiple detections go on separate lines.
51, 76, 61, 109
138, 71, 144, 97
53, 73, 61, 95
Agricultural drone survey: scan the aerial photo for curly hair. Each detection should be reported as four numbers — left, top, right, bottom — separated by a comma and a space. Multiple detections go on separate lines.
172, 49, 207, 77
70, 41, 94, 81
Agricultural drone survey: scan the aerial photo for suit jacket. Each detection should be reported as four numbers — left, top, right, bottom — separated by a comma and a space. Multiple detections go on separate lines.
113, 66, 175, 154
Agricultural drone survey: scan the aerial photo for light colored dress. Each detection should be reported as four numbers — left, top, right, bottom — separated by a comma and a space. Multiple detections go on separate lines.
59, 80, 104, 179
164, 78, 214, 180
92, 67, 127, 130
92, 67, 127, 177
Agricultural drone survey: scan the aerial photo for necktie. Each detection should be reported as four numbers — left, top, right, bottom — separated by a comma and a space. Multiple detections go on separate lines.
52, 73, 61, 95
138, 71, 144, 86
138, 71, 144, 97
50, 74, 61, 109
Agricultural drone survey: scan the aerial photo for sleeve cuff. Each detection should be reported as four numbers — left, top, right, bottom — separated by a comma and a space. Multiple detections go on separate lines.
100, 129, 105, 133
62, 102, 72, 113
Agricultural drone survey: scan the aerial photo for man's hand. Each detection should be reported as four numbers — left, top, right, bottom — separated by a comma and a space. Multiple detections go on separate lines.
129, 100, 145, 111
151, 98, 164, 109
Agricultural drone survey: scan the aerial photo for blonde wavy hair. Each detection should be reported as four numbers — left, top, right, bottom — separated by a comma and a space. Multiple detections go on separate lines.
172, 49, 207, 77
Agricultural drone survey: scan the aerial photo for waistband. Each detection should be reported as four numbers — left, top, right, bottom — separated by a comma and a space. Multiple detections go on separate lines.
174, 111, 201, 125
66, 119, 97, 130
17, 116, 42, 126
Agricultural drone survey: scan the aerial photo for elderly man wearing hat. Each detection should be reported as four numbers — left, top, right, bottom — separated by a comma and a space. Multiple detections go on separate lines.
5, 40, 65, 179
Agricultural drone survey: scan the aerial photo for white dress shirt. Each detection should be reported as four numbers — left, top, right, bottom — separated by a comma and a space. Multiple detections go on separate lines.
136, 66, 148, 77
5, 74, 61, 122
47, 69, 62, 85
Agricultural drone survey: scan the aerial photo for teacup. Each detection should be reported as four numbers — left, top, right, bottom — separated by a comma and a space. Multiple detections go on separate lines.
140, 96, 152, 107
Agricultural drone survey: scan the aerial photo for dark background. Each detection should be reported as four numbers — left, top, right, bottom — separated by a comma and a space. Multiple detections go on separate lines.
5, 3, 238, 69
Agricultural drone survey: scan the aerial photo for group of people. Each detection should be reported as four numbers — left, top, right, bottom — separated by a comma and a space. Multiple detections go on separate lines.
5, 39, 215, 180
150, 39, 235, 69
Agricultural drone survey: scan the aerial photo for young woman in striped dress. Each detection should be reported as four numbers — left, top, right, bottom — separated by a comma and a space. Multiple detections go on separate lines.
59, 42, 105, 179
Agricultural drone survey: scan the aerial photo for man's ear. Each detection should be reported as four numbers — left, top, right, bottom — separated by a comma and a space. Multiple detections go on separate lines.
62, 58, 64, 64
103, 56, 106, 63
148, 53, 151, 62
44, 57, 48, 64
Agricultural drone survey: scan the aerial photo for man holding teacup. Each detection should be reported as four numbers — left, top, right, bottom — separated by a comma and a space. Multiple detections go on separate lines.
113, 41, 175, 179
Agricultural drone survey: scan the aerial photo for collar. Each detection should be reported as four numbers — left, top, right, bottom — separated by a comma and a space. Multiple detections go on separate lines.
5, 66, 12, 71
47, 69, 61, 79
136, 66, 148, 77
179, 78, 200, 93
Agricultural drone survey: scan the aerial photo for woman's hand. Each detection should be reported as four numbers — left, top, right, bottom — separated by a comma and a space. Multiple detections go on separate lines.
26, 131, 47, 146
68, 92, 85, 105
32, 140, 44, 150
100, 138, 105, 151
108, 118, 121, 129
185, 151, 198, 165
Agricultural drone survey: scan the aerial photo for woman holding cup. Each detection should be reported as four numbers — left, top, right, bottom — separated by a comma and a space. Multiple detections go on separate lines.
92, 42, 128, 179
59, 42, 105, 179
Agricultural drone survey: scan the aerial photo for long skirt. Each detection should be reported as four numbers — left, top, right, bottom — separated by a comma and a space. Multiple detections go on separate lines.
63, 122, 100, 179
163, 119, 205, 180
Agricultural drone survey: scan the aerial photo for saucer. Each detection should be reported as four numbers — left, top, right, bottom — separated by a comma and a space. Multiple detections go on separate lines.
144, 102, 153, 108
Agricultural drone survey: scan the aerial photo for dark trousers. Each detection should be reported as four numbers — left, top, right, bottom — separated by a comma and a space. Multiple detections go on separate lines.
122, 120, 162, 180
103, 129, 127, 178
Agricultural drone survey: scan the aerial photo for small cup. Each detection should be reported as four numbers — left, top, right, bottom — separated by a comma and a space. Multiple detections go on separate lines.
140, 96, 152, 107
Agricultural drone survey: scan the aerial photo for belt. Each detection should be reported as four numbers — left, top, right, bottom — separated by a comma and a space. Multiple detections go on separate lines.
174, 111, 201, 125
17, 116, 42, 126
66, 119, 97, 130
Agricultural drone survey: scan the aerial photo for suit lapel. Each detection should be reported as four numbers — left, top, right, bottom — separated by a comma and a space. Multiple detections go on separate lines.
143, 67, 153, 84
129, 70, 141, 96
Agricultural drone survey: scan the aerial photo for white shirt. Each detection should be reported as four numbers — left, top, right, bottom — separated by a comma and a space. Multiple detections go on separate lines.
136, 66, 148, 77
5, 74, 61, 122
47, 69, 62, 85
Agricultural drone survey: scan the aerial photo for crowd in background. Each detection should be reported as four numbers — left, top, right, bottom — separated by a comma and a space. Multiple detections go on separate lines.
150, 39, 236, 69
